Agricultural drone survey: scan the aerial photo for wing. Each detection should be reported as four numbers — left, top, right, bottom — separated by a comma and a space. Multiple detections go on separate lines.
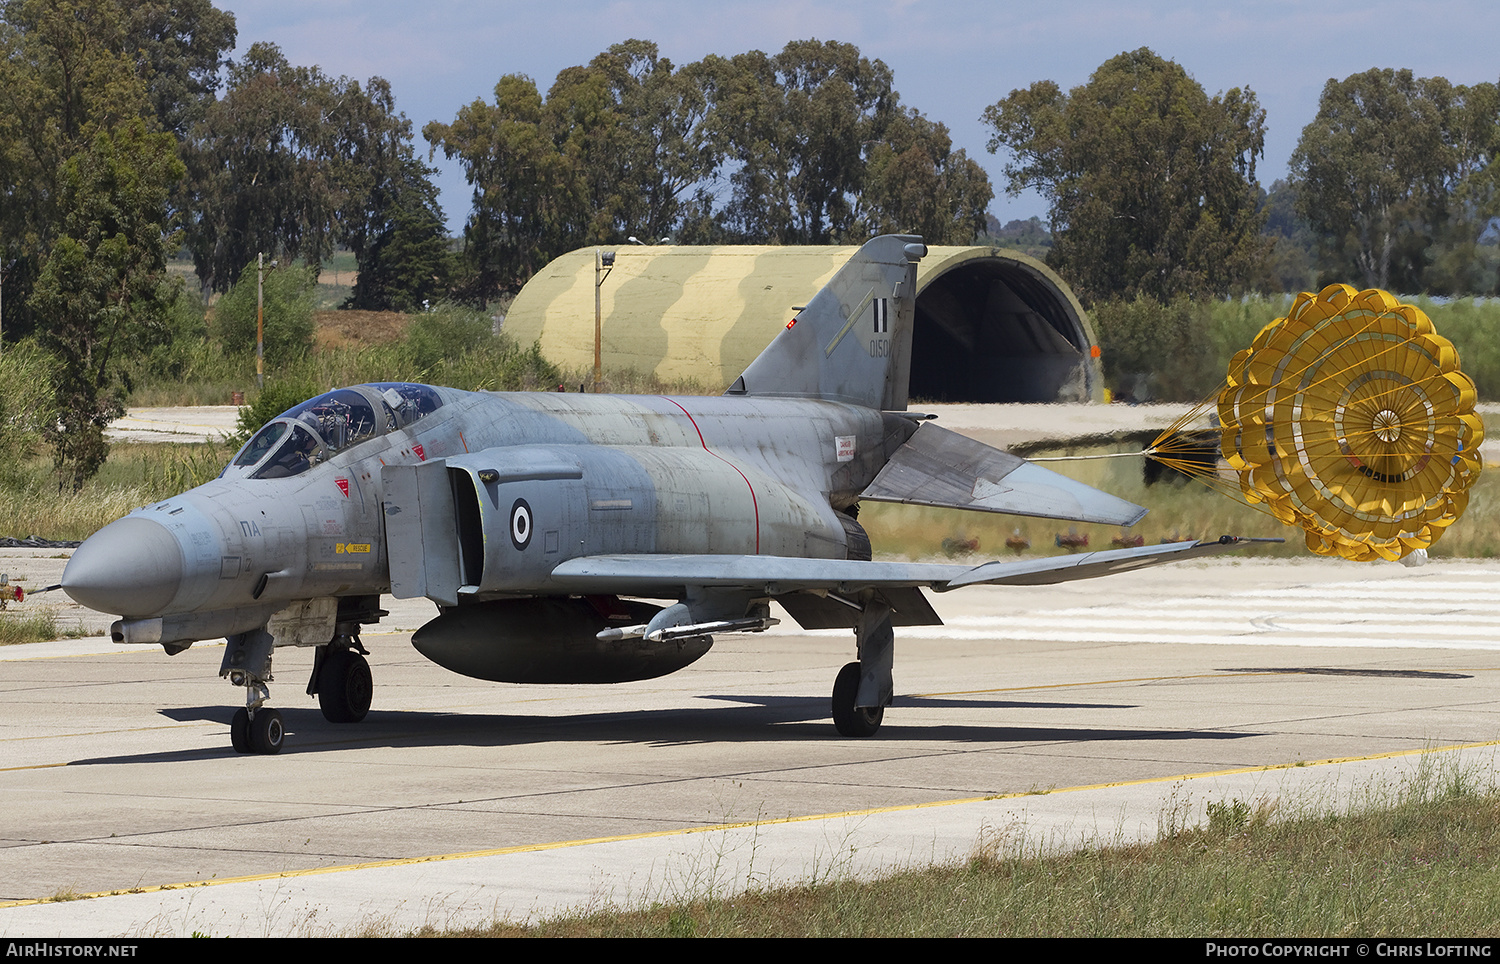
548, 536, 1271, 597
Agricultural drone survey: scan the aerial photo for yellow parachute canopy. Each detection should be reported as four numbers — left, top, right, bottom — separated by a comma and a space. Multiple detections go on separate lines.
1163, 285, 1481, 562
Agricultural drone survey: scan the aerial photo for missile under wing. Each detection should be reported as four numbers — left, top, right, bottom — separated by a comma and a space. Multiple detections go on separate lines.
61, 235, 1260, 753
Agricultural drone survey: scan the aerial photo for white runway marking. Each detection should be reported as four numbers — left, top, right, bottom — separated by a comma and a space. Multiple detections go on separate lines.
826, 570, 1500, 650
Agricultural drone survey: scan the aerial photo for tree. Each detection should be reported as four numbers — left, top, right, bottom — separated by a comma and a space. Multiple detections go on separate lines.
181, 43, 343, 293
183, 43, 442, 297
1291, 69, 1452, 292
559, 40, 720, 244
0, 0, 191, 485
857, 107, 992, 243
425, 40, 722, 298
429, 38, 990, 300
1291, 69, 1500, 293
706, 39, 898, 243
118, 0, 236, 137
29, 120, 183, 488
425, 73, 576, 298
982, 48, 1269, 303
0, 0, 236, 334
345, 155, 452, 312
0, 0, 156, 345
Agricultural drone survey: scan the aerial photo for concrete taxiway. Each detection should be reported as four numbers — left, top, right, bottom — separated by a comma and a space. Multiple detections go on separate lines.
2, 556, 1498, 936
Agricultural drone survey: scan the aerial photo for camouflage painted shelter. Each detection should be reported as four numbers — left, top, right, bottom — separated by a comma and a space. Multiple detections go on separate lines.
504, 245, 1102, 403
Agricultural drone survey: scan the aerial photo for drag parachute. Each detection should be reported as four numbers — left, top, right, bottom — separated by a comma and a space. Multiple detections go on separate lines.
1149, 285, 1482, 562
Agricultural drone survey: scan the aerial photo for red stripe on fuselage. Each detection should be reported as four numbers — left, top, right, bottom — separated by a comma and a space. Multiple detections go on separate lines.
659, 397, 760, 555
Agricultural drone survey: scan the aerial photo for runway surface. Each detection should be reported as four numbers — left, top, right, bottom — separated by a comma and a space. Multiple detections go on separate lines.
3, 557, 1498, 936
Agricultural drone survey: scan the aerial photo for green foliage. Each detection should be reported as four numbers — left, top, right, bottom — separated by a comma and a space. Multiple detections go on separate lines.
857, 108, 992, 243
979, 216, 1053, 258
225, 379, 319, 450
0, 341, 56, 482
0, 610, 60, 646
125, 279, 212, 384
346, 158, 453, 312
1087, 292, 1500, 406
181, 44, 441, 296
425, 39, 992, 299
0, 1, 208, 489
706, 40, 895, 243
212, 261, 317, 365
403, 304, 494, 370
1089, 296, 1274, 402
983, 48, 1270, 304
1091, 297, 1211, 402
426, 39, 723, 296
1401, 297, 1500, 401
119, 0, 237, 137
1290, 69, 1500, 293
29, 120, 184, 489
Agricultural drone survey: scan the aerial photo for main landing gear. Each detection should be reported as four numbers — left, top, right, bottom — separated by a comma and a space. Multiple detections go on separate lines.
830, 600, 895, 737
832, 661, 883, 737
311, 636, 372, 723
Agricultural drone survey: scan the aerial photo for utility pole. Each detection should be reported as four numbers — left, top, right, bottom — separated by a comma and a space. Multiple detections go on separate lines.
256, 252, 265, 389
594, 248, 614, 392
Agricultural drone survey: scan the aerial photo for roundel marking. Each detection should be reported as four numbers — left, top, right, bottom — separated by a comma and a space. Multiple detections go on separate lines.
510, 498, 533, 550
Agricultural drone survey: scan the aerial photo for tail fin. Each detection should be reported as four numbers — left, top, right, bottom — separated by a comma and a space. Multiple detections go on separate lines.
726, 235, 925, 411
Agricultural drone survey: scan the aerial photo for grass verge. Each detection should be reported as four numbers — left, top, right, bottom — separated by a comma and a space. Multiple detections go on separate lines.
427, 757, 1500, 937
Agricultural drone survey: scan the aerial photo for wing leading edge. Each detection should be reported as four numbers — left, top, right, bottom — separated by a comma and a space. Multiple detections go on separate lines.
548, 536, 1273, 597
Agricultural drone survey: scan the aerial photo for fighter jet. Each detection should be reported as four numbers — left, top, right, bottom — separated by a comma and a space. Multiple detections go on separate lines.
62, 236, 1257, 754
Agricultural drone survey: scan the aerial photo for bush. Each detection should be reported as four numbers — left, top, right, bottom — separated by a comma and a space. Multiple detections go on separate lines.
404, 303, 494, 370
225, 379, 321, 451
212, 261, 317, 365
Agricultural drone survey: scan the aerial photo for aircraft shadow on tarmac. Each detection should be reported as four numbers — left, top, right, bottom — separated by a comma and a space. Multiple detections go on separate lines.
61, 696, 1262, 766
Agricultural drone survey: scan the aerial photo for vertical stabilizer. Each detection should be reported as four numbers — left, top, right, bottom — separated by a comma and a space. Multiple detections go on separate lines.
727, 235, 925, 411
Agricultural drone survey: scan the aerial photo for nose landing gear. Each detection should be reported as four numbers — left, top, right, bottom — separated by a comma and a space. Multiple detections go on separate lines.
231, 706, 284, 754
223, 628, 286, 755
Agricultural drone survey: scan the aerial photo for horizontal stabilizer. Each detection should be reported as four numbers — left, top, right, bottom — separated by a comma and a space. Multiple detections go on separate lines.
861, 422, 1147, 526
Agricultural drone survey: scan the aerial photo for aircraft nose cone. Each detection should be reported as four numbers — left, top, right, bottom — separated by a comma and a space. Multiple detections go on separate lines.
62, 517, 184, 616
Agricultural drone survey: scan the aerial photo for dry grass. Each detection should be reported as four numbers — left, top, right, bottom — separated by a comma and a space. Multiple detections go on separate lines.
427, 758, 1500, 937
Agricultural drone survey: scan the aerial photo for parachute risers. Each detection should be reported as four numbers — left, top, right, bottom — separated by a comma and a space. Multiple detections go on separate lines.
1217, 284, 1483, 562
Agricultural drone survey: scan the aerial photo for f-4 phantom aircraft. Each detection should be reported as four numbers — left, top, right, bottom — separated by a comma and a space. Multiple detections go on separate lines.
62, 236, 1257, 754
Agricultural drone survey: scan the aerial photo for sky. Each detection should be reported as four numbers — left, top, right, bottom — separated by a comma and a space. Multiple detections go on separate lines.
224, 0, 1500, 234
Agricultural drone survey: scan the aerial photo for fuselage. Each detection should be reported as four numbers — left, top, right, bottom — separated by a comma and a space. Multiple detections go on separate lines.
61, 383, 902, 643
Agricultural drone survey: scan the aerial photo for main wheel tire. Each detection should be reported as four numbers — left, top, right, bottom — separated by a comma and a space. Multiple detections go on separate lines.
318, 648, 372, 723
230, 707, 251, 753
832, 661, 883, 737
250, 708, 285, 754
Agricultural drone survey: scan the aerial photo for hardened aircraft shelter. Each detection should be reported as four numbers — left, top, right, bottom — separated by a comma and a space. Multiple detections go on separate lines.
503, 244, 1103, 403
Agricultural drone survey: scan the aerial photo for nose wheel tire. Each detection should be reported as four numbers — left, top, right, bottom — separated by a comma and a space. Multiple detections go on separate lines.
230, 707, 285, 754
832, 661, 883, 737
230, 707, 251, 753
318, 648, 372, 723
250, 708, 285, 754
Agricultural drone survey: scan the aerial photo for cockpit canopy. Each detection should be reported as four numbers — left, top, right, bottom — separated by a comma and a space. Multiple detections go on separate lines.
226, 383, 444, 480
